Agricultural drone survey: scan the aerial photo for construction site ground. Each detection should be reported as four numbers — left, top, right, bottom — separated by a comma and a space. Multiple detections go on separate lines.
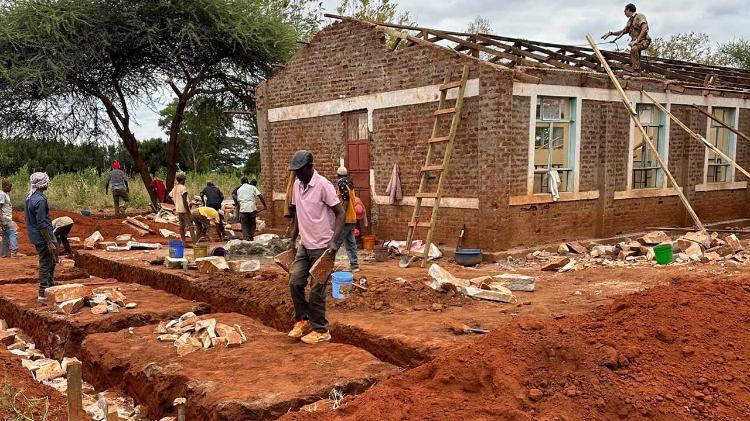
1, 211, 749, 419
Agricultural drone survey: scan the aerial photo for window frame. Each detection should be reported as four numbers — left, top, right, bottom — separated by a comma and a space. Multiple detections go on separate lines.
529, 95, 579, 195
703, 106, 738, 184
629, 103, 668, 190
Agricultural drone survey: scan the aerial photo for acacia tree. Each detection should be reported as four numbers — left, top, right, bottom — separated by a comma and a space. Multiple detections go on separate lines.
336, 0, 414, 25
647, 32, 728, 65
0, 0, 297, 193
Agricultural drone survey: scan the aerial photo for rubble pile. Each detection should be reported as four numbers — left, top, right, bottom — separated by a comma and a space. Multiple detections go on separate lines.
45, 284, 138, 315
226, 236, 290, 258
534, 230, 747, 272
0, 319, 146, 420
154, 312, 247, 356
428, 264, 536, 303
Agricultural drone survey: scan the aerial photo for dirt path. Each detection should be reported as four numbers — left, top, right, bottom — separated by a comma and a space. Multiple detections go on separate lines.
284, 274, 750, 420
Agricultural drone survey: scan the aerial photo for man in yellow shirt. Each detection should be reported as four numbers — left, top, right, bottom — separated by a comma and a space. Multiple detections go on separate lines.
190, 206, 224, 242
601, 3, 651, 71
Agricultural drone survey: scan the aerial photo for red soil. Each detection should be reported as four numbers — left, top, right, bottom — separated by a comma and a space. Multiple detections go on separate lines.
286, 275, 750, 420
0, 348, 67, 420
11, 210, 173, 255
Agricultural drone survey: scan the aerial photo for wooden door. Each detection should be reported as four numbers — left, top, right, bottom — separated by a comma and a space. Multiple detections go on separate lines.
344, 111, 371, 222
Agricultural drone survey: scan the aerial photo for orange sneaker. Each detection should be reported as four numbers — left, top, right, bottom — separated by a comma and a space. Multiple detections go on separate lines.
288, 320, 311, 338
301, 330, 331, 344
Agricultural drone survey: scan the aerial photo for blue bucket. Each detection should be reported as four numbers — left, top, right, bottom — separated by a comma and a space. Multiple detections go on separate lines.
331, 272, 353, 299
169, 240, 184, 259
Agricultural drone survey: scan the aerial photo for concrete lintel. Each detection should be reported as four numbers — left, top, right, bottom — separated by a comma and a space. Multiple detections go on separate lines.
509, 190, 599, 206
268, 79, 480, 128
613, 187, 682, 200
694, 181, 748, 192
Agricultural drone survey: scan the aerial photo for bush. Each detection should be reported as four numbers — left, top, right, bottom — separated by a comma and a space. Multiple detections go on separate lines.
1, 167, 252, 212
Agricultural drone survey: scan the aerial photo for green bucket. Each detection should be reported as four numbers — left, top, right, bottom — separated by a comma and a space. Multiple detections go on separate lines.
653, 243, 673, 265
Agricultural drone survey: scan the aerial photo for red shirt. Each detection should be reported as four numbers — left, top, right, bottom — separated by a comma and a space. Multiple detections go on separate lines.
149, 179, 167, 202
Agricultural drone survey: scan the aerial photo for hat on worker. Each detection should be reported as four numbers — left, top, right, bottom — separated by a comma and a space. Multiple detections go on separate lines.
288, 150, 314, 171
337, 166, 348, 176
112, 160, 120, 170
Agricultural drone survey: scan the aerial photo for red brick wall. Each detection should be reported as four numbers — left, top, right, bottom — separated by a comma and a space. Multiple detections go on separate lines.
258, 19, 750, 251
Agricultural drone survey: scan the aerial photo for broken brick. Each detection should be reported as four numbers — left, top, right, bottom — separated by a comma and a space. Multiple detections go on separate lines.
724, 234, 743, 252
566, 242, 587, 254
0, 330, 16, 346
541, 257, 571, 271
55, 297, 85, 315
44, 284, 92, 303
638, 231, 671, 245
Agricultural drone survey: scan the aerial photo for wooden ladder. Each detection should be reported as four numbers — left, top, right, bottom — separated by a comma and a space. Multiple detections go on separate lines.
403, 64, 470, 268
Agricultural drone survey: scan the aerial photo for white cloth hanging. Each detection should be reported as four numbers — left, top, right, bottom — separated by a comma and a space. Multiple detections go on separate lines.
548, 169, 561, 202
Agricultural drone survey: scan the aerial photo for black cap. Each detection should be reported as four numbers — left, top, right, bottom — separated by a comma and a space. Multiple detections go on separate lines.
289, 150, 314, 170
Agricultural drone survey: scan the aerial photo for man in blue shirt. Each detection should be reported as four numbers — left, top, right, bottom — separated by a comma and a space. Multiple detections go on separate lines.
24, 172, 57, 302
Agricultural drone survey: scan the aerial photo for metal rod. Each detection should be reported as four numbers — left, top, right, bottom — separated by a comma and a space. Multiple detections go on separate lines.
585, 34, 706, 234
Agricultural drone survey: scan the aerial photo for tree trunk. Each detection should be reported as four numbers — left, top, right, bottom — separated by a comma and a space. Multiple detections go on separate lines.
166, 95, 191, 191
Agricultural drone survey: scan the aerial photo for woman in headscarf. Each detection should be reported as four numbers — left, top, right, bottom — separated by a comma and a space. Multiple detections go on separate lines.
24, 172, 57, 302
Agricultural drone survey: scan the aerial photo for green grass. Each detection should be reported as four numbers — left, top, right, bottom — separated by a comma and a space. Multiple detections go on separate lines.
2, 166, 252, 212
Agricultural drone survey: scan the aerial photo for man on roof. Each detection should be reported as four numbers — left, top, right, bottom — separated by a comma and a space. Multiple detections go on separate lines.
601, 3, 651, 72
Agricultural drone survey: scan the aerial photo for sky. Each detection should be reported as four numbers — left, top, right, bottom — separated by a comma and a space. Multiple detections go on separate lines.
130, 0, 749, 141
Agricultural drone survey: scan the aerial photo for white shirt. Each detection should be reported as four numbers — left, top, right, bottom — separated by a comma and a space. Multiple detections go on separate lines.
0, 191, 11, 223
52, 216, 74, 231
236, 184, 261, 213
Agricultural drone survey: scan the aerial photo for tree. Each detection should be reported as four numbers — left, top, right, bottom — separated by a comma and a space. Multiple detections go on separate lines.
266, 0, 325, 41
647, 32, 728, 65
721, 39, 750, 69
466, 16, 493, 35
336, 0, 414, 25
159, 97, 247, 173
0, 0, 297, 198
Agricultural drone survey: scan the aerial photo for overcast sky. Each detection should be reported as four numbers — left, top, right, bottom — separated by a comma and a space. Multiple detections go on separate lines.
130, 0, 748, 140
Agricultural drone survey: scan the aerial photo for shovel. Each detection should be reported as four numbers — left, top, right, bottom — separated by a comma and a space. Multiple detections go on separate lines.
399, 218, 419, 268
446, 321, 490, 335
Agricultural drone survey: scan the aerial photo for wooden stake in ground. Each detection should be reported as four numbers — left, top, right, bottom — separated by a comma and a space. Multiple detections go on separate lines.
66, 360, 84, 421
641, 91, 750, 180
584, 34, 706, 234
174, 397, 187, 421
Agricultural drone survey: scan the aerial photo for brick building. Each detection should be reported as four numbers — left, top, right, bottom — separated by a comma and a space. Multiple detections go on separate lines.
257, 17, 750, 251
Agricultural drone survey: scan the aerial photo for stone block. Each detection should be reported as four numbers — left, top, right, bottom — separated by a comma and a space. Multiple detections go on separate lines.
724, 234, 743, 252
35, 360, 65, 382
55, 298, 85, 315
492, 274, 535, 292
541, 257, 570, 271
44, 284, 92, 304
228, 260, 261, 272
196, 257, 229, 274
638, 231, 671, 245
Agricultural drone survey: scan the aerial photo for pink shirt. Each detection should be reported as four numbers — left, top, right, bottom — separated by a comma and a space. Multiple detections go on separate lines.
292, 171, 340, 250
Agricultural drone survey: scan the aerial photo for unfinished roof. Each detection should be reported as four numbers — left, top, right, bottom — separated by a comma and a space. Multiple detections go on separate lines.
327, 14, 750, 94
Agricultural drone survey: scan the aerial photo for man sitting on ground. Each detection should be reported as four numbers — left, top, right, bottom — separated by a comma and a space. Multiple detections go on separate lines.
52, 216, 74, 255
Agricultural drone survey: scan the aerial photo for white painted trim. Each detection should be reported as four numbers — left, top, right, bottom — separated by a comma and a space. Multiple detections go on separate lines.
573, 97, 583, 193
513, 83, 750, 108
694, 181, 747, 192
526, 93, 537, 194
268, 78, 480, 128
509, 190, 599, 206
702, 106, 740, 185
614, 187, 681, 200
626, 102, 670, 191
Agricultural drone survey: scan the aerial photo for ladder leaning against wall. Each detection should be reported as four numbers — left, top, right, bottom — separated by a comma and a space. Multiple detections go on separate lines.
401, 64, 470, 268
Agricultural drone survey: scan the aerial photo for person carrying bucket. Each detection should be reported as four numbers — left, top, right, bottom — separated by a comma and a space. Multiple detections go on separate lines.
286, 150, 345, 345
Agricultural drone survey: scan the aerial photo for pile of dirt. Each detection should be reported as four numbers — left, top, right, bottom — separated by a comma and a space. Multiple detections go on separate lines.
0, 348, 67, 420
330, 275, 471, 313
287, 274, 750, 420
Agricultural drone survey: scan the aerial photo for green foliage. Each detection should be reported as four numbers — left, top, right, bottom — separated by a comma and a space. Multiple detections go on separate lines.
336, 0, 414, 25
264, 0, 324, 41
721, 39, 750, 69
159, 97, 247, 172
2, 167, 251, 212
647, 32, 728, 65
0, 0, 297, 189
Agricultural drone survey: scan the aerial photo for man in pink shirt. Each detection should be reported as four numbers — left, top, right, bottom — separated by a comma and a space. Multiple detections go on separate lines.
286, 150, 345, 344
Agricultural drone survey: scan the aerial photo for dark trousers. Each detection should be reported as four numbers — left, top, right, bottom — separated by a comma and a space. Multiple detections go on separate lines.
54, 224, 73, 253
240, 211, 257, 241
289, 246, 328, 333
113, 188, 129, 217
35, 242, 56, 297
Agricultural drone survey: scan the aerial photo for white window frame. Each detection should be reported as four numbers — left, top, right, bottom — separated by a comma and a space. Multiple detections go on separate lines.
627, 103, 670, 190
526, 94, 582, 196
703, 106, 738, 184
